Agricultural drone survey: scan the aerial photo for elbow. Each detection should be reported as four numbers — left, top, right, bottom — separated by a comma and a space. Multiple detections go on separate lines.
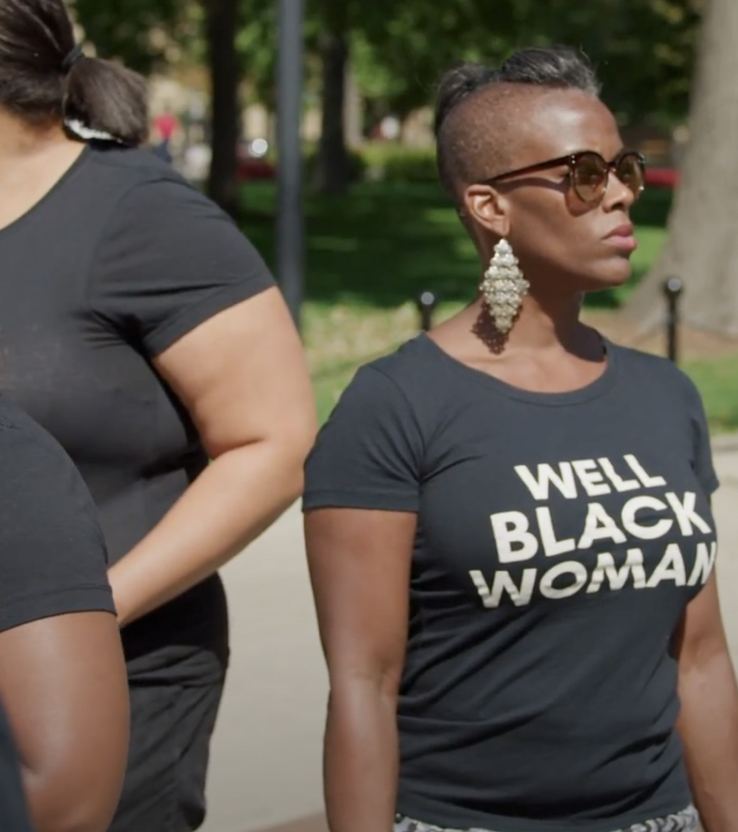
31, 792, 122, 832
268, 421, 317, 505
328, 668, 402, 710
26, 756, 126, 832
284, 463, 306, 506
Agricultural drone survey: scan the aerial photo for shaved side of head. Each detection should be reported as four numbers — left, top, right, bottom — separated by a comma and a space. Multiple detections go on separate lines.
437, 84, 554, 198
434, 47, 602, 205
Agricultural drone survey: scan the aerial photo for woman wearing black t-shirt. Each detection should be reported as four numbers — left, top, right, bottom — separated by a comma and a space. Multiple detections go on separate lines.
0, 2, 316, 831
304, 48, 738, 832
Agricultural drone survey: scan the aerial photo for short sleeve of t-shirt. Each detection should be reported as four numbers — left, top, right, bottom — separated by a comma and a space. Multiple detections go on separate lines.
303, 366, 423, 512
89, 178, 275, 356
681, 372, 719, 495
0, 408, 115, 634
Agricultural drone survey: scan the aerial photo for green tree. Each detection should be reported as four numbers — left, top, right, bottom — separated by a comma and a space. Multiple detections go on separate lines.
352, 0, 700, 130
73, 0, 194, 73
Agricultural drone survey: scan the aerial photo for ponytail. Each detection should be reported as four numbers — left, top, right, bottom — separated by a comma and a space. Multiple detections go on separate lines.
0, 0, 148, 146
64, 54, 148, 145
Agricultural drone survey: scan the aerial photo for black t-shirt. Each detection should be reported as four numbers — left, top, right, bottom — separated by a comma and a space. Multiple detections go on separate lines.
0, 143, 274, 679
304, 334, 719, 832
0, 396, 114, 630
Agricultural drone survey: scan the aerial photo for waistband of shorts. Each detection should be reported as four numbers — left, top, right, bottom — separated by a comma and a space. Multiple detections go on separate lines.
394, 804, 699, 832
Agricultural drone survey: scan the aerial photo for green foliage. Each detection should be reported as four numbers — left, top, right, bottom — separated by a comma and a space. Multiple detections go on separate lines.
515, 0, 702, 126
361, 144, 437, 183
76, 0, 702, 129
349, 0, 701, 127
73, 0, 194, 72
352, 1, 510, 118
238, 0, 279, 108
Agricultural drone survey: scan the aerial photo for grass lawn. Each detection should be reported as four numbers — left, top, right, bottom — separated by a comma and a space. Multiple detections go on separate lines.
239, 182, 738, 431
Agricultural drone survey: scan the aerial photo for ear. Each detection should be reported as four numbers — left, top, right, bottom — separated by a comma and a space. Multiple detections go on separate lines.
462, 184, 511, 238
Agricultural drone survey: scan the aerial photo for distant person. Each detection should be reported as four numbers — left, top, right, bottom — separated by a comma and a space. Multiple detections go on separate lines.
152, 105, 181, 162
304, 47, 738, 832
0, 397, 129, 832
0, 1, 317, 831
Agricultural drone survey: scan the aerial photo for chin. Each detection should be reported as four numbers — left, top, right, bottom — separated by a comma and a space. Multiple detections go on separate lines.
578, 260, 633, 292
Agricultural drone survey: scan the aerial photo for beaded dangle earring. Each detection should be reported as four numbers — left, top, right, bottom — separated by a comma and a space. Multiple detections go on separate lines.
478, 239, 529, 333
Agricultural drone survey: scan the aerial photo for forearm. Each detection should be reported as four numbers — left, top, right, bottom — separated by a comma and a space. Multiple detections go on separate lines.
678, 652, 738, 832
109, 441, 303, 626
325, 683, 399, 832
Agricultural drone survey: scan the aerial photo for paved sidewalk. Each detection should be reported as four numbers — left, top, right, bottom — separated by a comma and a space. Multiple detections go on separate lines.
200, 503, 326, 832
201, 438, 738, 832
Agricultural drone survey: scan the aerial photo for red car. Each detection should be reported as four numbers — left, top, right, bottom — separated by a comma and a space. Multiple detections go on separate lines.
235, 141, 276, 182
644, 167, 679, 189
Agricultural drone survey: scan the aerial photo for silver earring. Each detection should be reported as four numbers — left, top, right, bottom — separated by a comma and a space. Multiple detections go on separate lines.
479, 238, 529, 334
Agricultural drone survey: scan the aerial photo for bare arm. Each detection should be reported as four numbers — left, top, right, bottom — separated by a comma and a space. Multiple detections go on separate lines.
0, 612, 129, 832
109, 288, 317, 626
306, 507, 416, 832
676, 573, 738, 832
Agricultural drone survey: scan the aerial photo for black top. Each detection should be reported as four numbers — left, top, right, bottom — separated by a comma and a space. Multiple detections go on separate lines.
0, 396, 114, 630
304, 334, 719, 832
0, 143, 274, 679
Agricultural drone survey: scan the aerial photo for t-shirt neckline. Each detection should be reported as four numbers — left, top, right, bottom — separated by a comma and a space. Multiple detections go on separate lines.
417, 331, 619, 406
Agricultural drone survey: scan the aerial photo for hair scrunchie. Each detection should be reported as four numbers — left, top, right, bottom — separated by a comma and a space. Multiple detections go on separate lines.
61, 44, 84, 74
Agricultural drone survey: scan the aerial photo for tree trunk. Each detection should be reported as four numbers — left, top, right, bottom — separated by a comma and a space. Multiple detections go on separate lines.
317, 22, 349, 195
624, 0, 738, 337
204, 0, 240, 217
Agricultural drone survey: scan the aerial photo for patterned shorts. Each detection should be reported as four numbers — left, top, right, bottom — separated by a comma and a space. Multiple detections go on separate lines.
395, 805, 699, 832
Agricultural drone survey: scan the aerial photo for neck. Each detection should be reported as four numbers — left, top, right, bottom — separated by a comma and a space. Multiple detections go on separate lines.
0, 110, 75, 173
505, 289, 586, 351
466, 283, 599, 359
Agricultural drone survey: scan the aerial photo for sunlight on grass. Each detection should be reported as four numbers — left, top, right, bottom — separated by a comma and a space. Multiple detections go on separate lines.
684, 356, 738, 434
304, 301, 460, 422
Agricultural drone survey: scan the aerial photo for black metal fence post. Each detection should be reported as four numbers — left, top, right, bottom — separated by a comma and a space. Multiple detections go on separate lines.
416, 291, 438, 332
662, 277, 683, 364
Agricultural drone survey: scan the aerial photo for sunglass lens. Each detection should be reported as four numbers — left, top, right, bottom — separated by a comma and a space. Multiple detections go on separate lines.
617, 153, 645, 199
572, 153, 608, 203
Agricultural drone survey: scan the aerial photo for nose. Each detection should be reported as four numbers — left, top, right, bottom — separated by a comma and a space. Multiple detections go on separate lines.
603, 168, 635, 212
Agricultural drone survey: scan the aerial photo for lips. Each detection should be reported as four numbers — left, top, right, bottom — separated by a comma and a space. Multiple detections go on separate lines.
604, 223, 637, 253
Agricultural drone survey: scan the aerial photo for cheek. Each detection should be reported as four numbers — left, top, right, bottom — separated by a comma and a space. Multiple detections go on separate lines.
510, 198, 591, 268
509, 199, 627, 285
